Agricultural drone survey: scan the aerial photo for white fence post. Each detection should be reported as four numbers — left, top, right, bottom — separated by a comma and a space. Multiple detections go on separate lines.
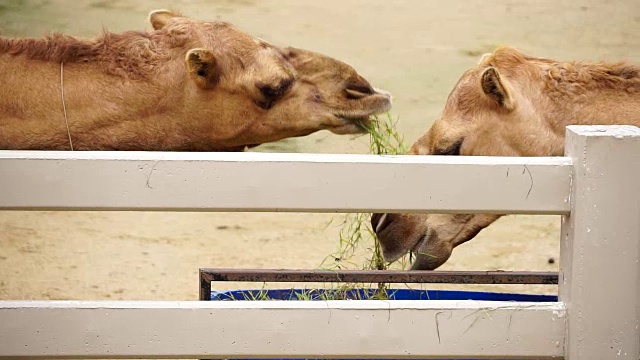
560, 125, 640, 360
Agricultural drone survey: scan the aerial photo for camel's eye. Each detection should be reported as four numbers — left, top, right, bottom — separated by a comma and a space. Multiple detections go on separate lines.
256, 78, 294, 110
259, 78, 294, 99
433, 139, 463, 156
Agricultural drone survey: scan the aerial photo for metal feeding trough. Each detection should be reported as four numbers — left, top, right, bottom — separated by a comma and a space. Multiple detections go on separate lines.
199, 268, 558, 301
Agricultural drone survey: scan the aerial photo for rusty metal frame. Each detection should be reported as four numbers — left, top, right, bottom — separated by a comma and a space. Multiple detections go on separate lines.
199, 268, 559, 300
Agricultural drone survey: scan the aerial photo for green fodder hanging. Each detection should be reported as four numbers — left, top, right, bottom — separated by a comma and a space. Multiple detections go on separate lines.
320, 113, 412, 298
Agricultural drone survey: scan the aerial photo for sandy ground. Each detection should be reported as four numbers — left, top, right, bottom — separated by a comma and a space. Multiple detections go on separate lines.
1, 0, 639, 301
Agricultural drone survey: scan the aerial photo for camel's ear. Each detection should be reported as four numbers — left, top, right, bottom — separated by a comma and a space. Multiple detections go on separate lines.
149, 9, 180, 30
185, 49, 219, 88
481, 67, 514, 110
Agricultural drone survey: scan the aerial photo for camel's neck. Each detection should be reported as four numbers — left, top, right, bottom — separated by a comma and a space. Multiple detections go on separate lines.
7, 31, 258, 152
540, 77, 640, 155
1, 56, 178, 149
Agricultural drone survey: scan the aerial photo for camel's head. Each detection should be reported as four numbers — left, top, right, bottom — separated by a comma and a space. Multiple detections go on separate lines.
150, 10, 392, 149
371, 47, 552, 270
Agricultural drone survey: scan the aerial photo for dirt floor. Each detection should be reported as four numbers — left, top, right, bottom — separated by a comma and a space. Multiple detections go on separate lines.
1, 0, 639, 300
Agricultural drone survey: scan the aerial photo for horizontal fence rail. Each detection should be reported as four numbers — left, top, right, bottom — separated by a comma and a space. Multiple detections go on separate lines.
0, 300, 566, 359
0, 151, 572, 214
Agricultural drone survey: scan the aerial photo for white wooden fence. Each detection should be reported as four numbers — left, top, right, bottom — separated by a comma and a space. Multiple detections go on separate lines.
0, 125, 638, 359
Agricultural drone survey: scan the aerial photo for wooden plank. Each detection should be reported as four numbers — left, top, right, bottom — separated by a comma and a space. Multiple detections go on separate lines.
0, 300, 566, 359
560, 125, 640, 360
0, 151, 572, 214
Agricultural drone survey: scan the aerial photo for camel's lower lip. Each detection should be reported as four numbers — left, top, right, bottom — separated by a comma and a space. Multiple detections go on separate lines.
338, 116, 372, 131
412, 234, 428, 254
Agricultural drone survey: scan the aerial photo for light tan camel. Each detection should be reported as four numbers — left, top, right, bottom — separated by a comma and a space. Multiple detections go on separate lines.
0, 10, 392, 151
372, 46, 640, 270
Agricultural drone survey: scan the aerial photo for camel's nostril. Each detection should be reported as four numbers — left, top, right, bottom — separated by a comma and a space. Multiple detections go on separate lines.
371, 213, 390, 234
345, 88, 370, 100
345, 82, 374, 100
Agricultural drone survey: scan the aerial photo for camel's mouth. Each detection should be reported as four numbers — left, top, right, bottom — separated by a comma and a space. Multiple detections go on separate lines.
330, 93, 391, 135
406, 234, 431, 270
330, 115, 373, 135
412, 234, 428, 254
347, 115, 374, 131
329, 88, 393, 135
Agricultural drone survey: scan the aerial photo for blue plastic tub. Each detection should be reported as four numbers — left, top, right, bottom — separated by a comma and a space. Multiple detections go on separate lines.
210, 288, 558, 302
208, 288, 557, 360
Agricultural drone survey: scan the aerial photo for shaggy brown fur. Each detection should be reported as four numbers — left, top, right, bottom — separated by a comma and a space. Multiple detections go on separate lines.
372, 46, 640, 270
0, 31, 170, 79
484, 47, 640, 98
0, 10, 392, 151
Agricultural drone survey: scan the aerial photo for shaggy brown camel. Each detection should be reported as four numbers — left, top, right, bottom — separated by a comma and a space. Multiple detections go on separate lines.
372, 46, 640, 270
0, 10, 392, 151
